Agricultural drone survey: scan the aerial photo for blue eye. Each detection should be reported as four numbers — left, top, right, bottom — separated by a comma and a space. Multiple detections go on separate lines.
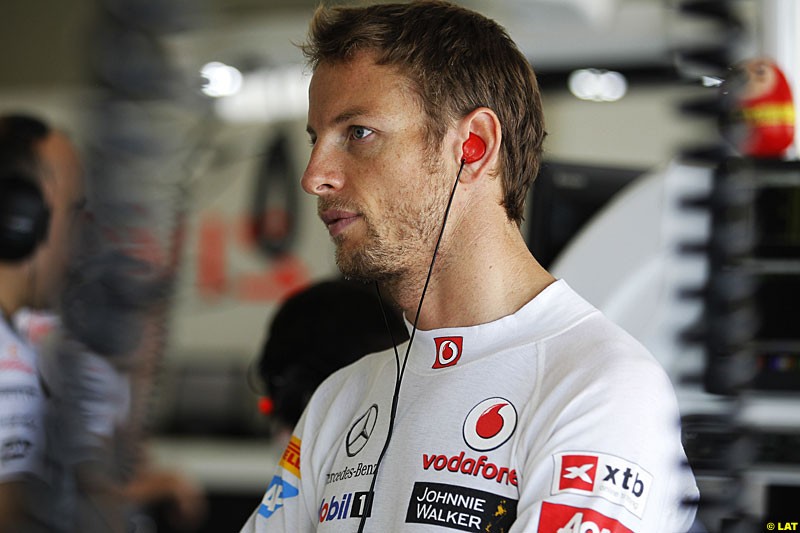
351, 126, 374, 140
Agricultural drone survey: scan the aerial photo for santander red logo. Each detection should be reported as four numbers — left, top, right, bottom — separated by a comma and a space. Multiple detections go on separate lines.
463, 397, 517, 451
432, 337, 462, 369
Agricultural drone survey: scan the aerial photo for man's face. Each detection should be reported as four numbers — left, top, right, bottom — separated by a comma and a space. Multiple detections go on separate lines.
30, 131, 85, 309
302, 53, 452, 282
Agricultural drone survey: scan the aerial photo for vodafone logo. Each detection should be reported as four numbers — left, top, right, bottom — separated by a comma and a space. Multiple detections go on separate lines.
463, 397, 517, 451
421, 451, 518, 486
433, 337, 462, 369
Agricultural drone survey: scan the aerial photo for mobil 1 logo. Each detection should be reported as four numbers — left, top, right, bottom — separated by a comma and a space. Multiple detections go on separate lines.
406, 481, 517, 532
318, 491, 373, 523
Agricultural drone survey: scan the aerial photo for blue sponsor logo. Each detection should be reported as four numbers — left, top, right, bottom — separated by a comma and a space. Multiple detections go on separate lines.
318, 491, 373, 522
258, 476, 299, 519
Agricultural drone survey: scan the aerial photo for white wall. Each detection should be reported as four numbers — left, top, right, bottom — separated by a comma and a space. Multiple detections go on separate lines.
542, 83, 717, 168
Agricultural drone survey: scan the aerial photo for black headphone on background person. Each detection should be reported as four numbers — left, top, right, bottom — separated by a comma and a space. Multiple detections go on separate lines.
0, 114, 53, 262
0, 172, 51, 262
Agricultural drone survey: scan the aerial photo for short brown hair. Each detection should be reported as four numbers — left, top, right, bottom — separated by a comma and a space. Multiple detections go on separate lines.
0, 114, 51, 179
302, 0, 546, 225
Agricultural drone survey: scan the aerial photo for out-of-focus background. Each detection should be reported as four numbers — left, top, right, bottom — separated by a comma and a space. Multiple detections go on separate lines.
1, 0, 798, 531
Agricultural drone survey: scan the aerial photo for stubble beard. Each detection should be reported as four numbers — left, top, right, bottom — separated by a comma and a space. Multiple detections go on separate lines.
334, 159, 450, 285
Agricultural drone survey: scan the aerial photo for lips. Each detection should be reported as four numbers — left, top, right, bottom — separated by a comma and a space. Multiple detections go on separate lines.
320, 209, 361, 238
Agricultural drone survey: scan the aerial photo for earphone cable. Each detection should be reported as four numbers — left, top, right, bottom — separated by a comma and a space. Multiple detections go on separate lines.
375, 283, 401, 379
356, 158, 467, 533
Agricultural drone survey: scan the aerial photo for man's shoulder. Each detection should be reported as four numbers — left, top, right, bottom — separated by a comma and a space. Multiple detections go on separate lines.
319, 346, 398, 390
293, 347, 398, 464
540, 309, 673, 398
302, 346, 397, 423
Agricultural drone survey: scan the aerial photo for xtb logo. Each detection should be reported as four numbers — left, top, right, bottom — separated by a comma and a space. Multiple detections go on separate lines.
558, 455, 598, 491
603, 465, 645, 497
551, 452, 652, 519
565, 463, 594, 484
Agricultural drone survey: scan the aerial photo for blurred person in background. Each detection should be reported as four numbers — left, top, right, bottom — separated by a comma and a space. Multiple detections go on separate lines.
0, 113, 85, 531
0, 112, 204, 532
14, 308, 208, 532
256, 279, 408, 445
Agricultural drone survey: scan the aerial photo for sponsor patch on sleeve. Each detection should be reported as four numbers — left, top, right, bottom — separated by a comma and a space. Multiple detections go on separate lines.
1, 437, 33, 464
318, 490, 373, 523
258, 475, 299, 520
538, 502, 635, 533
279, 435, 301, 478
405, 481, 517, 532
551, 452, 652, 518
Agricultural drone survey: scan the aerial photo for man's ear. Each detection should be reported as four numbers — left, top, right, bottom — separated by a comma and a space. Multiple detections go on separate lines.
455, 107, 501, 183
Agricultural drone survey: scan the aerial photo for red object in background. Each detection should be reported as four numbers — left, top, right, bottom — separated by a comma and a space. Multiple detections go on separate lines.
197, 212, 310, 302
258, 396, 274, 416
236, 254, 310, 302
198, 215, 227, 297
727, 58, 795, 158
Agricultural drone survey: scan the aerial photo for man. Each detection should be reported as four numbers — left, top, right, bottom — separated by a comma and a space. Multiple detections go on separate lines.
0, 113, 85, 530
242, 2, 698, 532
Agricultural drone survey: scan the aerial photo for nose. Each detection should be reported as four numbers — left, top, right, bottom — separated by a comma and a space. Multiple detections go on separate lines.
301, 143, 344, 197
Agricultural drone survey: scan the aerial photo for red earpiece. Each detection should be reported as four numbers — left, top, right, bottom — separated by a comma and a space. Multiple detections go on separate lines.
461, 133, 486, 164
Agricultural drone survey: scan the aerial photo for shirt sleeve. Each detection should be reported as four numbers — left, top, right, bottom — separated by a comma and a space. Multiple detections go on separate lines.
511, 342, 699, 533
240, 407, 318, 532
240, 351, 391, 533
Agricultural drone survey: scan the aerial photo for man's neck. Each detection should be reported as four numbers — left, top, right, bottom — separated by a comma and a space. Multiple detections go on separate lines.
0, 265, 28, 322
386, 216, 555, 331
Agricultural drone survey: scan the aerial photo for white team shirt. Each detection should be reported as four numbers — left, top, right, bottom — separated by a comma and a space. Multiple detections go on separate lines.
242, 280, 698, 532
0, 316, 48, 482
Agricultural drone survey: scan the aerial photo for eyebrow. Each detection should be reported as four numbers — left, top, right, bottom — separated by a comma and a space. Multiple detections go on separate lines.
306, 107, 372, 137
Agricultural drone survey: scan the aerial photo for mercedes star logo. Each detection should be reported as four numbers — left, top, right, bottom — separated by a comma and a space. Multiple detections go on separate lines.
346, 404, 378, 457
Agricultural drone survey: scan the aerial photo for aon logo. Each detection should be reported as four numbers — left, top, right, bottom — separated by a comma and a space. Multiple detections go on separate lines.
538, 503, 633, 533
558, 512, 623, 533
